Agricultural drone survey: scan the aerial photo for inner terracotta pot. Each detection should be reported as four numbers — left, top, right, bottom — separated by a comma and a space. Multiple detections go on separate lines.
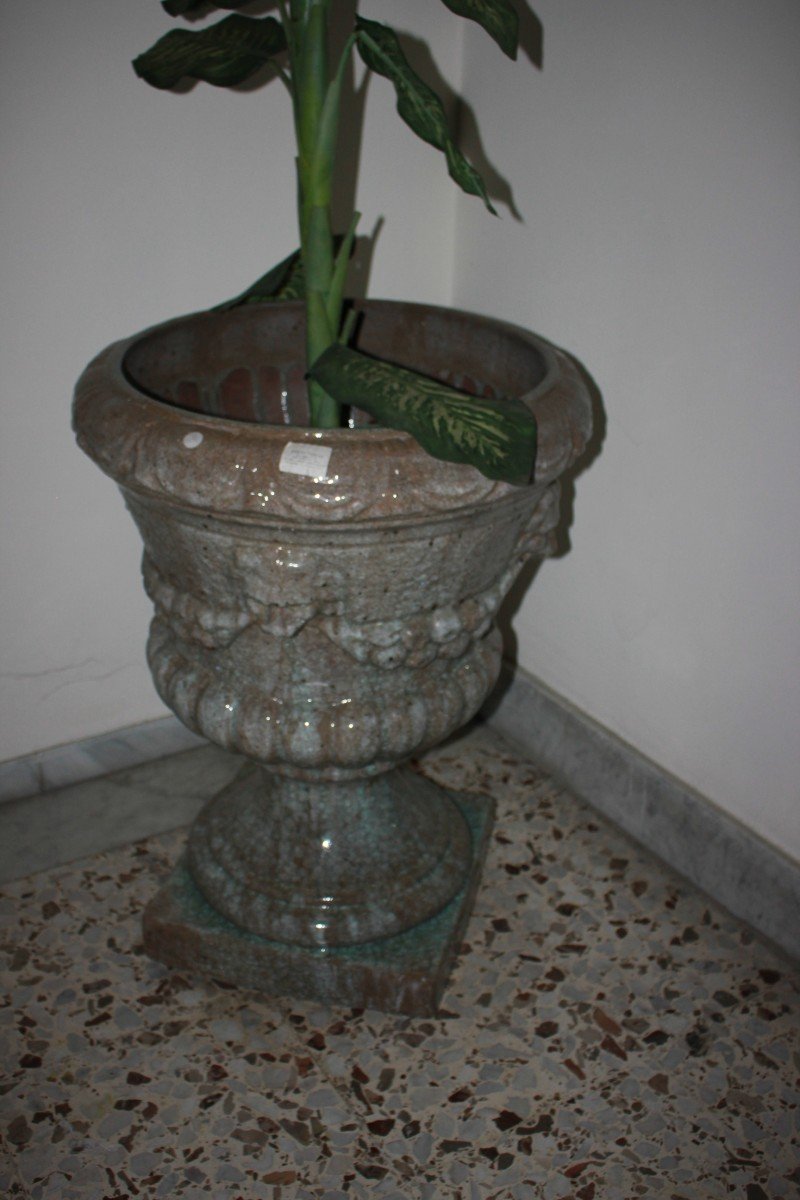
120, 299, 548, 427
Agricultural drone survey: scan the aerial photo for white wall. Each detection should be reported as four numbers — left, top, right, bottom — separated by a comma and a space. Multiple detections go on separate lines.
0, 1, 459, 761
453, 0, 800, 857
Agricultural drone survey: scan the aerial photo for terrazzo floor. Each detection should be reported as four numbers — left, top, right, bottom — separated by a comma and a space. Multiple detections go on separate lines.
1, 724, 798, 1199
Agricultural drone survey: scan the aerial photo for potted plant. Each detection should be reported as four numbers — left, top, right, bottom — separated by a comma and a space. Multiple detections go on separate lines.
73, 0, 592, 1015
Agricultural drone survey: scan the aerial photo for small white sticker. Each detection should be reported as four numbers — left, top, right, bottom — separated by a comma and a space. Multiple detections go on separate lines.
182, 431, 204, 449
279, 441, 332, 479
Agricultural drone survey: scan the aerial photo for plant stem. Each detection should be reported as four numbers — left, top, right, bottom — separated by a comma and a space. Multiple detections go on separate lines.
286, 0, 344, 428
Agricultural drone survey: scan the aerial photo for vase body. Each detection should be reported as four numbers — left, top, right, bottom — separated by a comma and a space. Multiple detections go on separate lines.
73, 301, 591, 999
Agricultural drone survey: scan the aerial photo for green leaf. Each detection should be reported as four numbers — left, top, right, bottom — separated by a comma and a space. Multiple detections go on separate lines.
326, 211, 360, 331
439, 0, 519, 59
162, 0, 254, 16
355, 17, 495, 213
309, 344, 537, 484
214, 229, 360, 312
133, 14, 286, 90
162, 0, 205, 14
213, 249, 304, 310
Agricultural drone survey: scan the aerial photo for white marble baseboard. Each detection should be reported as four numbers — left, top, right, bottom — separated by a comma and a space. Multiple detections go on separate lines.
0, 717, 204, 804
482, 662, 800, 962
0, 743, 240, 885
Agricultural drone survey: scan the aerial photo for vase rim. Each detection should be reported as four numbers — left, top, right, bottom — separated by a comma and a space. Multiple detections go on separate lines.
73, 299, 593, 522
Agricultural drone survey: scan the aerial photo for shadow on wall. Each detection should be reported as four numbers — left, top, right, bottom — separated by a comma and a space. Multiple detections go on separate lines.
338, 0, 546, 295
482, 0, 599, 683
493, 348, 606, 679
336, 3, 546, 303
338, 0, 545, 250
454, 3, 544, 222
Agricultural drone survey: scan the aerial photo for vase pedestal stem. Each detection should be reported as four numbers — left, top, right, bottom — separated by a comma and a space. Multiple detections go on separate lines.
186, 762, 475, 947
143, 766, 493, 1016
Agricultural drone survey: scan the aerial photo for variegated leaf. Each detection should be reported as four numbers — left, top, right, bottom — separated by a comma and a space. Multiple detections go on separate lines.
355, 17, 494, 212
214, 230, 357, 312
439, 0, 519, 59
133, 14, 286, 90
214, 249, 304, 310
309, 344, 537, 484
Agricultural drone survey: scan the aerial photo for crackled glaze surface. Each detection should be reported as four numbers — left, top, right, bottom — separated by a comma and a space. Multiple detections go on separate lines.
184, 767, 475, 949
73, 303, 592, 953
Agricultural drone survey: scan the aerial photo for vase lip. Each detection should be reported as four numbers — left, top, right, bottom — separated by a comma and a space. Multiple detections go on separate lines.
73, 299, 593, 522
119, 297, 561, 427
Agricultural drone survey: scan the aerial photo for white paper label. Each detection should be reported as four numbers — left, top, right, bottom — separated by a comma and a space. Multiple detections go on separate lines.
279, 441, 332, 479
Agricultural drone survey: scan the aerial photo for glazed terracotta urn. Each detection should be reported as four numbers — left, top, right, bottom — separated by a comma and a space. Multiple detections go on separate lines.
73, 300, 591, 1014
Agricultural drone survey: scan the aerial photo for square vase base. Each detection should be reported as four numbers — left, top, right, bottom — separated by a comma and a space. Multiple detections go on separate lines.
142, 789, 493, 1017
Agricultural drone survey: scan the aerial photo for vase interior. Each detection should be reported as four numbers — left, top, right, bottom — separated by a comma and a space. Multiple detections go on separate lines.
121, 301, 548, 427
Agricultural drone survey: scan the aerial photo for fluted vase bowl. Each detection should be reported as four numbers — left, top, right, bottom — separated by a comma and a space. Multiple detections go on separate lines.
73, 300, 591, 1013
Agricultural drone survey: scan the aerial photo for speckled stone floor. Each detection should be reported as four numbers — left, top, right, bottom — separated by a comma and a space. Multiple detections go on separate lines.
1, 724, 798, 1200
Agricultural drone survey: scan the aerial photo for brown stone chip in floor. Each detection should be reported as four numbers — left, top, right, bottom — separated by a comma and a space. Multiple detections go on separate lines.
1, 724, 797, 1199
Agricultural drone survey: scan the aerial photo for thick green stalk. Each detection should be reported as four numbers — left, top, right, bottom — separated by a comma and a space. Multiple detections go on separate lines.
286, 0, 341, 428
